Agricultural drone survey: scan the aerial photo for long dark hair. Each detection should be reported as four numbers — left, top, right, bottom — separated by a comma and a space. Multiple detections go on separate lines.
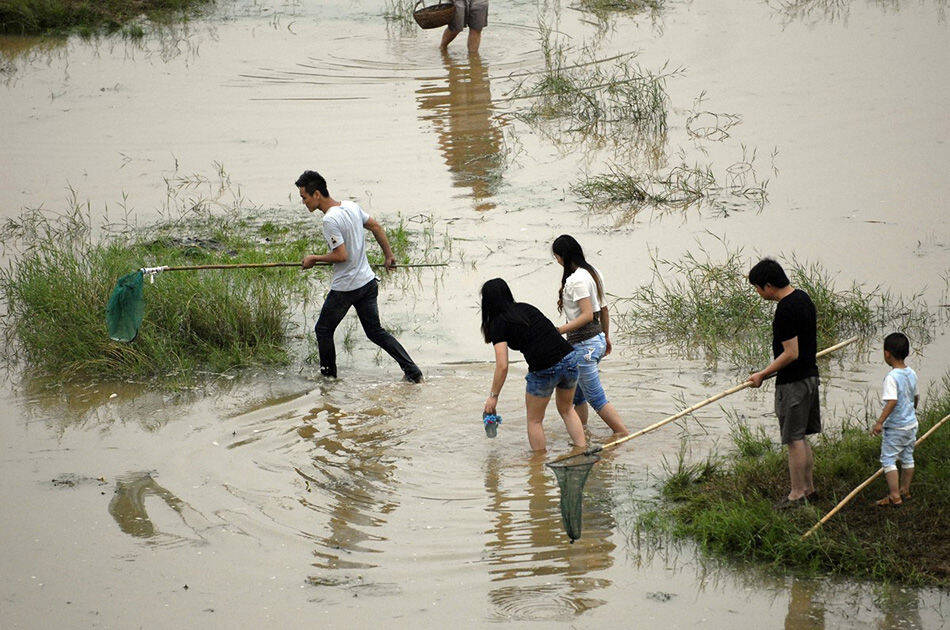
552, 234, 604, 312
480, 278, 516, 343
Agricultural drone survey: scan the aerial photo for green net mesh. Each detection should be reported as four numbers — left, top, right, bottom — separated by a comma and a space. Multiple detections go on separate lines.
106, 270, 145, 342
546, 453, 600, 542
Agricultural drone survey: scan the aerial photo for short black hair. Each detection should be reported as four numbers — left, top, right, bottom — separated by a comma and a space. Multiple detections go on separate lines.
884, 332, 910, 360
295, 170, 329, 197
748, 258, 790, 289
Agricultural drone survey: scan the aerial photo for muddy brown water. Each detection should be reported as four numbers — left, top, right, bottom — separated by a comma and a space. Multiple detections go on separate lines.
1, 0, 948, 627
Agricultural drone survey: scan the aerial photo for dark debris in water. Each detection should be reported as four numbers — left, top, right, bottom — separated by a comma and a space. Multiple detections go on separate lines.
646, 591, 676, 602
50, 474, 108, 488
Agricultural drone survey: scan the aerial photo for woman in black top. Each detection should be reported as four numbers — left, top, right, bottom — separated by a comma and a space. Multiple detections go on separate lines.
481, 278, 587, 451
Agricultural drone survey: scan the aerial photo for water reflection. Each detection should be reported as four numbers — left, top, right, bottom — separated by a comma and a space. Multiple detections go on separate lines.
295, 398, 405, 573
482, 452, 615, 621
416, 52, 506, 212
785, 579, 826, 629
108, 472, 210, 546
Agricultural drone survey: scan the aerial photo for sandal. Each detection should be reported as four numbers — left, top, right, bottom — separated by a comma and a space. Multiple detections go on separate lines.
900, 491, 912, 500
874, 496, 903, 507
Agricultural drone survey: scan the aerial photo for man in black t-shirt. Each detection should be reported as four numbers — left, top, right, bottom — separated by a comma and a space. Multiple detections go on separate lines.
747, 258, 820, 509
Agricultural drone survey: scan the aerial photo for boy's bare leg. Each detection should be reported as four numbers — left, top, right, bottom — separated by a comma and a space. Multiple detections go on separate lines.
525, 393, 550, 452
884, 469, 901, 501
440, 27, 460, 50
555, 387, 586, 449
899, 467, 914, 496
467, 28, 482, 54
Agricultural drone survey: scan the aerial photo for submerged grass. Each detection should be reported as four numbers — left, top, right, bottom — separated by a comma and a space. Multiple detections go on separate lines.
511, 18, 675, 158
0, 0, 214, 36
612, 241, 939, 370
574, 146, 770, 221
637, 375, 950, 586
575, 0, 663, 22
0, 191, 415, 384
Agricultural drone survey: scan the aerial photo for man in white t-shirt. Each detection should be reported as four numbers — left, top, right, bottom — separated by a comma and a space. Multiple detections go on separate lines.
295, 170, 422, 382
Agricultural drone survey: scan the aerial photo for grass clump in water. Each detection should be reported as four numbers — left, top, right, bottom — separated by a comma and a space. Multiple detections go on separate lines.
611, 241, 938, 370
573, 145, 770, 221
0, 0, 214, 36
637, 377, 950, 586
511, 19, 675, 157
575, 0, 663, 22
0, 194, 414, 384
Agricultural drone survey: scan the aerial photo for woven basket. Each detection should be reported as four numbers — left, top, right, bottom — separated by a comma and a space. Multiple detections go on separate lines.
413, 0, 456, 29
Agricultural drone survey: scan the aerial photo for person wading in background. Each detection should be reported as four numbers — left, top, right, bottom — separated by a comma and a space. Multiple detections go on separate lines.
747, 258, 820, 509
296, 170, 423, 383
440, 0, 488, 54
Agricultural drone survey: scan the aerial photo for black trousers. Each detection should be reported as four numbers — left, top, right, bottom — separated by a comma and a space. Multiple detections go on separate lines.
315, 278, 420, 379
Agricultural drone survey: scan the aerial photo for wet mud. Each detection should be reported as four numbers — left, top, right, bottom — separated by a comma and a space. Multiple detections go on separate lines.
1, 0, 949, 627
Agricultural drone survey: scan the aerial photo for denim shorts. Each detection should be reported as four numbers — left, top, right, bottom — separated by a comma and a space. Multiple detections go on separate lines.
571, 333, 609, 411
880, 425, 917, 472
525, 351, 578, 398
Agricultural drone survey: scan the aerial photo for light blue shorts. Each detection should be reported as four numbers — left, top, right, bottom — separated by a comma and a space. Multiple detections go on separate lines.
880, 426, 916, 472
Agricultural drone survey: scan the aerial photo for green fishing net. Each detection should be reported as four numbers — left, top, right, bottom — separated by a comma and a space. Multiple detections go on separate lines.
106, 270, 144, 342
547, 452, 601, 543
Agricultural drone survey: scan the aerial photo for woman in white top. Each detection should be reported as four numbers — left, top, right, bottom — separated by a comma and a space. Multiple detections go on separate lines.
551, 235, 628, 437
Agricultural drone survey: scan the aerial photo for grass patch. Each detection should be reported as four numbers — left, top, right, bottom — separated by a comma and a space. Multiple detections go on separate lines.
575, 0, 663, 22
612, 241, 938, 370
0, 0, 214, 37
511, 19, 675, 157
0, 187, 416, 385
637, 375, 950, 586
573, 145, 770, 221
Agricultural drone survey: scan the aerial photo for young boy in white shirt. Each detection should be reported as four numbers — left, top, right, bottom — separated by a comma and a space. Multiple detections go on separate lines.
871, 332, 918, 507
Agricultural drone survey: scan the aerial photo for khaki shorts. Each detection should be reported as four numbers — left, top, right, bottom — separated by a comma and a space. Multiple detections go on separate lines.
775, 376, 820, 444
449, 0, 488, 31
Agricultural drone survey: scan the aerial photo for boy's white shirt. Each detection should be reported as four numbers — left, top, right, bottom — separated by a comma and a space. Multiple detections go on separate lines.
881, 367, 918, 430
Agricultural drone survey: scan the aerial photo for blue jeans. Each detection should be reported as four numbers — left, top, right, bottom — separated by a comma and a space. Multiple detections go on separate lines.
524, 351, 578, 398
315, 278, 421, 379
880, 426, 916, 472
571, 333, 609, 411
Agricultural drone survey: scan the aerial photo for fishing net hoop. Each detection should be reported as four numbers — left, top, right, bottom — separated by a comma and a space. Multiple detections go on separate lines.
547, 453, 601, 542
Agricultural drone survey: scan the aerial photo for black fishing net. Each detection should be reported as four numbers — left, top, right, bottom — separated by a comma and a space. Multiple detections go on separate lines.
546, 453, 600, 543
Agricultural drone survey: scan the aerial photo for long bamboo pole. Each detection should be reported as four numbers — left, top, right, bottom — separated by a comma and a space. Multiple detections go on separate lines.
144, 262, 448, 272
551, 335, 860, 465
801, 411, 950, 540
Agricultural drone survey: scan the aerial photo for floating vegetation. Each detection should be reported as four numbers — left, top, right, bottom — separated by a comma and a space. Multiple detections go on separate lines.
0, 180, 418, 385
635, 377, 950, 586
510, 19, 675, 158
611, 242, 939, 370
574, 0, 664, 22
0, 0, 215, 36
574, 146, 770, 222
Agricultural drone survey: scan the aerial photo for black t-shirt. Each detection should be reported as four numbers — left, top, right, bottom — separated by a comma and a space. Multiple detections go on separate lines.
772, 289, 819, 384
488, 302, 574, 372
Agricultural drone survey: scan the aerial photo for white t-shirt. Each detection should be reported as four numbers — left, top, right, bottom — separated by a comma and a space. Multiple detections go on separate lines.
562, 267, 603, 322
322, 200, 377, 292
882, 367, 918, 430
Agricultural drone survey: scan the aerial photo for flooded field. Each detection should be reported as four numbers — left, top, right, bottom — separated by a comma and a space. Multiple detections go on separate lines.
1, 0, 948, 627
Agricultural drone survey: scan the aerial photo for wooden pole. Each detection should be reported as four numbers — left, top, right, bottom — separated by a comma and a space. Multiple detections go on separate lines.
801, 411, 950, 540
550, 335, 860, 465
153, 262, 448, 271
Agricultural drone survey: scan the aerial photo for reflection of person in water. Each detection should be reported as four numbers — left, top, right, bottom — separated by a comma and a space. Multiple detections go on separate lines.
108, 472, 207, 541
440, 0, 488, 54
417, 52, 504, 212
